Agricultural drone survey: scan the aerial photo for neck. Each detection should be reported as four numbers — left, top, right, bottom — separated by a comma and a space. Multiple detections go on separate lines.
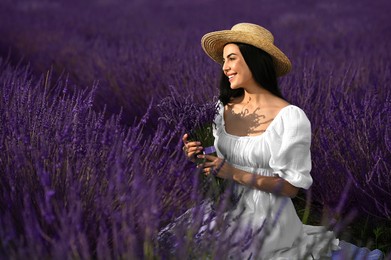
242, 88, 271, 105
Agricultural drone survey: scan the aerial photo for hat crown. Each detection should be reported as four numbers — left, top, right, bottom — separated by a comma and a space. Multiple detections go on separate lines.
231, 23, 274, 43
201, 22, 291, 76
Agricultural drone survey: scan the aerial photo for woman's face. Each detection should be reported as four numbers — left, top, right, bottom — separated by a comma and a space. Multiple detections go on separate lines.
222, 43, 256, 90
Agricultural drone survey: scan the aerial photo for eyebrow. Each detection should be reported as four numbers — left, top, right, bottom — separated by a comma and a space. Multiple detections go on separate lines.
223, 53, 236, 60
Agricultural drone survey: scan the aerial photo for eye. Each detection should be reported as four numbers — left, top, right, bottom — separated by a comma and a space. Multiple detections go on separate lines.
222, 56, 235, 63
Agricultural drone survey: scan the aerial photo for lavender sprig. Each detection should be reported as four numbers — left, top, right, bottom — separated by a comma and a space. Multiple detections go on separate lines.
157, 86, 227, 201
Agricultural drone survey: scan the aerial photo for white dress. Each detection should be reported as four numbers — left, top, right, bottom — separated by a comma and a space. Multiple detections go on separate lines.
213, 103, 340, 259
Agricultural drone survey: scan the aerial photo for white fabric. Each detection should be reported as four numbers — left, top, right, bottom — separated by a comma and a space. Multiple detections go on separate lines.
213, 103, 340, 259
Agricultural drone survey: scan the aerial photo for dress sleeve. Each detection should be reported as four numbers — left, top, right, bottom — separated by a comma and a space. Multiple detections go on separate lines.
212, 101, 224, 138
267, 106, 313, 189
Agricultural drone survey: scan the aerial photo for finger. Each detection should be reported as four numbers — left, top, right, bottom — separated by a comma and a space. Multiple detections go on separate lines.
202, 167, 211, 176
182, 133, 189, 144
185, 142, 202, 156
187, 141, 201, 148
182, 137, 202, 153
202, 166, 215, 176
197, 154, 217, 162
188, 145, 203, 154
203, 154, 217, 161
200, 162, 214, 168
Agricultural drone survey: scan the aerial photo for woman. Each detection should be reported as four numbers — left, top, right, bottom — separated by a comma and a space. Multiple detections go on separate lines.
180, 23, 385, 259
182, 22, 339, 259
179, 23, 376, 259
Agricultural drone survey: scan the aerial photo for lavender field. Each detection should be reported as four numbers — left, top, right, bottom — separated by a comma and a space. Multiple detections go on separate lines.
0, 0, 390, 258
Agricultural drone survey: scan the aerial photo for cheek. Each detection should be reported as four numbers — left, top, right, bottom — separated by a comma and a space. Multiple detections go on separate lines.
243, 69, 253, 81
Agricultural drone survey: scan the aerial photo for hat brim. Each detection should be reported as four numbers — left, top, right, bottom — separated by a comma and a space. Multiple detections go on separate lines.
201, 30, 291, 77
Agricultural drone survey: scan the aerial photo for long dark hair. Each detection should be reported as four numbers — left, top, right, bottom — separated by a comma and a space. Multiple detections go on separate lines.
219, 42, 285, 105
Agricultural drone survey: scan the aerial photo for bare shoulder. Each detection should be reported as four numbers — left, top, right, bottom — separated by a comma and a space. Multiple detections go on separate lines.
266, 97, 290, 117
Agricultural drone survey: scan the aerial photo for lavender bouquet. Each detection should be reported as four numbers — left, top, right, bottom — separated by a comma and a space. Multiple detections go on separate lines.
157, 86, 226, 201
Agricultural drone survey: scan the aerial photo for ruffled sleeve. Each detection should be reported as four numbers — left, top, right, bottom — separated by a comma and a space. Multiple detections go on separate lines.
212, 102, 225, 158
267, 106, 313, 189
212, 101, 224, 138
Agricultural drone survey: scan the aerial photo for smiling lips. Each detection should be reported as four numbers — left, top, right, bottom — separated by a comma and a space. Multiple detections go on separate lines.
228, 74, 236, 82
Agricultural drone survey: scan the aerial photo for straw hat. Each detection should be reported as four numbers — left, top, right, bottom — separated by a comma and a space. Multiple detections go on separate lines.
201, 23, 292, 77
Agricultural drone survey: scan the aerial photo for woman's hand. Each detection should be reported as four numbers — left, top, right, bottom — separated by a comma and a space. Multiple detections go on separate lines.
182, 134, 203, 162
197, 154, 232, 179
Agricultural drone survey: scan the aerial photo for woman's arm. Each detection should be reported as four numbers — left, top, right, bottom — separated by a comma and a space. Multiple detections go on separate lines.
232, 167, 299, 198
183, 133, 300, 198
198, 154, 299, 198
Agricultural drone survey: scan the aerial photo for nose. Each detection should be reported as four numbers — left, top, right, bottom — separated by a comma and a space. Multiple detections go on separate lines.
222, 61, 230, 73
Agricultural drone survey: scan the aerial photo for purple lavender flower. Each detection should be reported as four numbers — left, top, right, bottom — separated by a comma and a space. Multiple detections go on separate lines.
0, 0, 390, 256
157, 86, 228, 200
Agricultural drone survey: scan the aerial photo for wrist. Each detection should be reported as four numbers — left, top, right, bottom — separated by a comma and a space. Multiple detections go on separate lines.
218, 161, 232, 180
232, 171, 243, 184
231, 167, 245, 183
